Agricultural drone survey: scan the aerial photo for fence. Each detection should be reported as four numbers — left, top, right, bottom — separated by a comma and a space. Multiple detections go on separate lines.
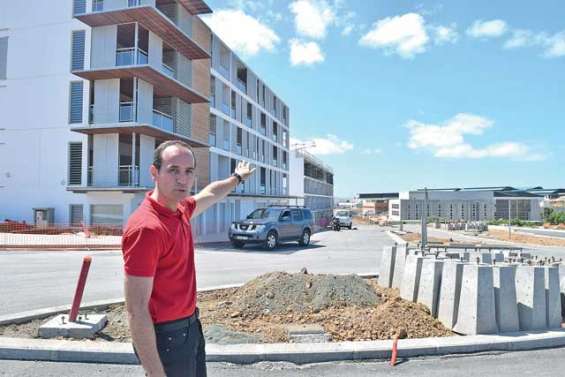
0, 221, 122, 249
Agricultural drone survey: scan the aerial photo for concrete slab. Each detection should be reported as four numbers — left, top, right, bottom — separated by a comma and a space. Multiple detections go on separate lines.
400, 254, 424, 302
379, 246, 396, 288
453, 264, 498, 335
392, 244, 408, 289
287, 324, 329, 343
437, 261, 464, 329
38, 314, 107, 339
417, 259, 444, 317
493, 266, 520, 333
544, 266, 561, 329
515, 266, 547, 331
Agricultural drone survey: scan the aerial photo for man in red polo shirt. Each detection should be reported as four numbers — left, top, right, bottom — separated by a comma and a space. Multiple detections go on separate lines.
122, 140, 253, 377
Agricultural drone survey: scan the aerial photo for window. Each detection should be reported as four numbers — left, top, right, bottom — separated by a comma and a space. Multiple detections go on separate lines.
273, 96, 277, 113
69, 204, 84, 226
69, 81, 84, 123
247, 103, 252, 120
219, 44, 230, 71
260, 113, 266, 135
231, 90, 236, 115
273, 145, 278, 165
260, 167, 266, 192
282, 130, 287, 147
208, 114, 216, 146
291, 209, 303, 222
272, 122, 278, 142
0, 37, 8, 80
283, 151, 287, 168
71, 31, 86, 71
73, 0, 86, 15
236, 127, 242, 146
68, 142, 83, 185
90, 205, 123, 225
210, 76, 215, 106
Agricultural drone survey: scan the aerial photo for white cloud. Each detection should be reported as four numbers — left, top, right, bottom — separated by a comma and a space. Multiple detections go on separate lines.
359, 13, 430, 58
361, 148, 383, 155
466, 19, 508, 38
432, 24, 458, 45
289, 0, 335, 39
341, 25, 354, 36
202, 9, 280, 56
291, 134, 353, 155
406, 113, 544, 160
289, 39, 325, 66
503, 29, 565, 58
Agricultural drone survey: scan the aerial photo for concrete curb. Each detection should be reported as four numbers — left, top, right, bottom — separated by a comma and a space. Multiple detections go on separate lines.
3, 331, 565, 365
385, 230, 408, 246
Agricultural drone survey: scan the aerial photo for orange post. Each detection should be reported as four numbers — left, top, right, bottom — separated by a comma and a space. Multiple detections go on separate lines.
69, 256, 92, 322
390, 335, 399, 366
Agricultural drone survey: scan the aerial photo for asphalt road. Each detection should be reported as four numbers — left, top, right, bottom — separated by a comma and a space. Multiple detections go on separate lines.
0, 225, 393, 316
3, 347, 565, 376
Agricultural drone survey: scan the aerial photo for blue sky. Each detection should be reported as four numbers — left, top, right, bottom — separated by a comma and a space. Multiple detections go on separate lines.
203, 0, 565, 197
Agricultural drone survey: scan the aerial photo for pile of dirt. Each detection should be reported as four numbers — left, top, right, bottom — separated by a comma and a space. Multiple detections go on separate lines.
229, 272, 379, 316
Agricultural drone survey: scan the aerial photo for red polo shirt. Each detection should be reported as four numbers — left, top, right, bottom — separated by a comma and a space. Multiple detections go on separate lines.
122, 192, 197, 324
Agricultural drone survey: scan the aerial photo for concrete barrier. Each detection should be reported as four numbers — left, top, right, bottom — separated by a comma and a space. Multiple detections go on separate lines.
400, 254, 424, 302
545, 266, 561, 329
437, 261, 464, 329
379, 246, 396, 288
492, 265, 520, 333
515, 266, 547, 331
392, 244, 408, 289
417, 259, 444, 317
453, 264, 498, 335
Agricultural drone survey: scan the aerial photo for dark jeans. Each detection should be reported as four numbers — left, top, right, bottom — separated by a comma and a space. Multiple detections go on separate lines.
136, 309, 207, 377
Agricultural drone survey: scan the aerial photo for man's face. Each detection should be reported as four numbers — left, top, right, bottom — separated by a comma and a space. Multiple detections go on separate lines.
151, 145, 195, 205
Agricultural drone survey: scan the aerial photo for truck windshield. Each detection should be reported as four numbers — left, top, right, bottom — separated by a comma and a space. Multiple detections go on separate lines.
335, 211, 350, 217
246, 208, 282, 219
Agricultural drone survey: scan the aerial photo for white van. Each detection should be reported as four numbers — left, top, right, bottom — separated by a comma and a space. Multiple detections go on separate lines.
333, 209, 353, 229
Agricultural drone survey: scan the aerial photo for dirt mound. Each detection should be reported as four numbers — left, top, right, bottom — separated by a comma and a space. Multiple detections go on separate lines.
231, 271, 380, 316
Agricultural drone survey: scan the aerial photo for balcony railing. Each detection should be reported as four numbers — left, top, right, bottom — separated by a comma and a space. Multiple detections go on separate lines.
230, 107, 236, 119
89, 104, 94, 123
223, 139, 230, 151
161, 62, 175, 78
259, 185, 266, 195
222, 103, 230, 115
128, 0, 141, 6
244, 117, 252, 128
116, 47, 148, 66
119, 102, 135, 122
208, 133, 216, 146
152, 109, 174, 132
235, 144, 242, 155
210, 96, 216, 108
119, 165, 140, 187
236, 79, 246, 93
92, 0, 103, 12
272, 134, 278, 142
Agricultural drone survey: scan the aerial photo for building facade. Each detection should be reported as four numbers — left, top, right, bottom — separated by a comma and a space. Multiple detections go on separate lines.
357, 193, 399, 216
0, 0, 291, 241
289, 149, 334, 225
388, 187, 544, 222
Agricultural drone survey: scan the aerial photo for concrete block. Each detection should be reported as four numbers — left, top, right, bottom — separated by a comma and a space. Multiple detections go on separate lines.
287, 324, 330, 343
545, 266, 561, 329
38, 314, 107, 339
492, 266, 520, 333
453, 264, 498, 335
417, 259, 444, 317
437, 261, 464, 329
400, 254, 424, 302
392, 244, 408, 289
515, 266, 547, 331
379, 246, 396, 288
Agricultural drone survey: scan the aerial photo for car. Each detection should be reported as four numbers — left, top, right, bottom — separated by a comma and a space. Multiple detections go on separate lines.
228, 206, 314, 250
333, 209, 353, 229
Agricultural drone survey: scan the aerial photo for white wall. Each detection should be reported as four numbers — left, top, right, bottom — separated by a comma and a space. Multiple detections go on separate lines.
288, 150, 304, 198
93, 134, 119, 186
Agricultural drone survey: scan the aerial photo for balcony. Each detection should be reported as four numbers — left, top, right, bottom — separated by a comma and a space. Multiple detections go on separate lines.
152, 109, 174, 133
76, 165, 147, 193
73, 65, 207, 104
236, 79, 246, 93
244, 117, 252, 128
75, 3, 210, 61
208, 133, 216, 146
161, 62, 175, 78
119, 165, 140, 187
235, 144, 242, 155
119, 102, 135, 122
221, 103, 230, 115
230, 108, 236, 119
116, 47, 148, 66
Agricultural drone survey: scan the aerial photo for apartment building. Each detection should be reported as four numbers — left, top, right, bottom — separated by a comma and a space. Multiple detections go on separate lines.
388, 187, 545, 222
0, 0, 291, 241
289, 149, 334, 225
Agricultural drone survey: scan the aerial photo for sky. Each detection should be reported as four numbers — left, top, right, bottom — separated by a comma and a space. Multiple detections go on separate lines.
202, 0, 565, 198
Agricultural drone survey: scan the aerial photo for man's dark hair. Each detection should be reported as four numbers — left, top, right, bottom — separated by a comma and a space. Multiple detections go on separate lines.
153, 140, 196, 171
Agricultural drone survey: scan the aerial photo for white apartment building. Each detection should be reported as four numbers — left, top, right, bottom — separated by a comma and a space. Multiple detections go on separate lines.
0, 0, 291, 241
289, 149, 334, 225
388, 187, 544, 222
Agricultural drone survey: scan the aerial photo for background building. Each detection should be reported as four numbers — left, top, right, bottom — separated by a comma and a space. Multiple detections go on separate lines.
357, 193, 399, 216
289, 148, 334, 226
388, 187, 548, 222
0, 0, 291, 242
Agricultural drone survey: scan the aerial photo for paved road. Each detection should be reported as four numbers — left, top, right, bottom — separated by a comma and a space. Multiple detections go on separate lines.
3, 347, 565, 376
0, 225, 393, 316
514, 227, 565, 239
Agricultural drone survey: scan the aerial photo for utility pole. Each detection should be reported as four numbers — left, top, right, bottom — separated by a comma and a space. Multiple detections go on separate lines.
508, 199, 512, 240
421, 187, 428, 251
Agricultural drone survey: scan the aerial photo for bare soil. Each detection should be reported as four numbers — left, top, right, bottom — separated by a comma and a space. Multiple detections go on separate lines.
0, 273, 453, 343
486, 229, 565, 247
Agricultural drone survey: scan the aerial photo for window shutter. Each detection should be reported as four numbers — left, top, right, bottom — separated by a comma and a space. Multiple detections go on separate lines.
73, 0, 86, 15
71, 31, 85, 71
69, 81, 84, 123
68, 142, 83, 185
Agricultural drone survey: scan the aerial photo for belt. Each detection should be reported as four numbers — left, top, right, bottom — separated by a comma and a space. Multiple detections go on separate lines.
154, 308, 199, 333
